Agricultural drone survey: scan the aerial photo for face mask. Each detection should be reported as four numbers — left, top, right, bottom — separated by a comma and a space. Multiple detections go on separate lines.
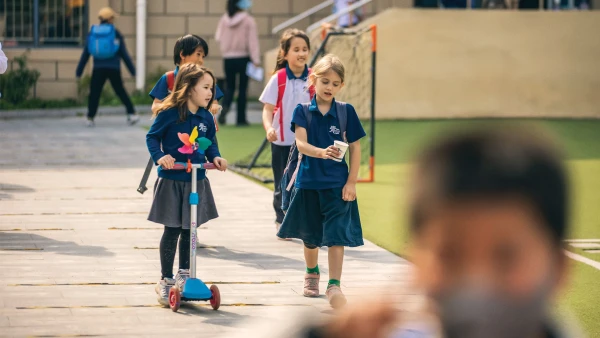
433, 278, 554, 338
237, 0, 252, 10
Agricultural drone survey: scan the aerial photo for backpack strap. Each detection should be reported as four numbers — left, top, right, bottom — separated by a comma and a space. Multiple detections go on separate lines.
302, 102, 313, 129
336, 101, 348, 142
286, 156, 300, 192
276, 68, 288, 142
166, 71, 175, 93
286, 103, 312, 192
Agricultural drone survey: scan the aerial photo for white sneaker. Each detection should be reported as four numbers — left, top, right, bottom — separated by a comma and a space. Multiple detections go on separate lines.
86, 119, 95, 128
155, 277, 175, 306
127, 114, 140, 126
175, 269, 190, 290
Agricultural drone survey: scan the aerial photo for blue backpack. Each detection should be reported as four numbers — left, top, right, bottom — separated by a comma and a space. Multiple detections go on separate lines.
87, 24, 120, 59
281, 101, 348, 212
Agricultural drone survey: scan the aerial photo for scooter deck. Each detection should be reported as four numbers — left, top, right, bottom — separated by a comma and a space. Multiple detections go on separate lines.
181, 278, 212, 300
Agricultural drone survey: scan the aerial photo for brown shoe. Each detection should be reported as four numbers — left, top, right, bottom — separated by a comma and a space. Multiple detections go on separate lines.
303, 273, 320, 297
326, 285, 347, 309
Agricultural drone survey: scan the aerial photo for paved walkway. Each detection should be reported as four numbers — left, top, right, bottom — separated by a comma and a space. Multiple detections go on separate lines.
0, 116, 412, 337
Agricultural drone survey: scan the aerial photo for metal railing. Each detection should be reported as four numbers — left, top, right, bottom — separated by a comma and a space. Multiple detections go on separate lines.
271, 0, 334, 35
1, 0, 88, 47
307, 0, 373, 33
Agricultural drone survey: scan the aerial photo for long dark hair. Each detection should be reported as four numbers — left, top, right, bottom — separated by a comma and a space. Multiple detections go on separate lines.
155, 64, 216, 123
226, 0, 240, 17
274, 29, 311, 73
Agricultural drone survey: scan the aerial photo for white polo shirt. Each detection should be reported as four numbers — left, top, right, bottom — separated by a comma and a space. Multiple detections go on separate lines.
259, 66, 312, 147
0, 43, 7, 74
334, 0, 362, 28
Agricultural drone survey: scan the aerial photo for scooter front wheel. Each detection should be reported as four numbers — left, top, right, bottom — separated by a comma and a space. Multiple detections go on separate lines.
169, 287, 181, 312
210, 284, 220, 310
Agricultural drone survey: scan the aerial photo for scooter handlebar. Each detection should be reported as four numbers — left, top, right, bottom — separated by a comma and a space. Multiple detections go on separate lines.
172, 162, 217, 170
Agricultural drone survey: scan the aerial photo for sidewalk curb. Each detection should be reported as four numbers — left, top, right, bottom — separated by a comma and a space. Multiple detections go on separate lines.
0, 102, 263, 120
0, 105, 152, 120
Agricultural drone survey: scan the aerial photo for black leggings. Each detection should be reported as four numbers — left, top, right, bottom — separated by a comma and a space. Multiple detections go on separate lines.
222, 57, 250, 125
272, 144, 292, 224
160, 226, 190, 279
88, 68, 135, 119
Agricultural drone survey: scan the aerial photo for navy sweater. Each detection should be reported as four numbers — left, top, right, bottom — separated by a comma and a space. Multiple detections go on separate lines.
75, 26, 136, 77
146, 107, 221, 181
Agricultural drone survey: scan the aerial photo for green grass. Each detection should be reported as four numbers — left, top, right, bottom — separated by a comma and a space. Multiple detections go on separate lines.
217, 119, 600, 336
216, 125, 266, 162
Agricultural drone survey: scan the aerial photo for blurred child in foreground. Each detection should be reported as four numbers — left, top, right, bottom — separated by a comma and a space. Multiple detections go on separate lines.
226, 126, 583, 338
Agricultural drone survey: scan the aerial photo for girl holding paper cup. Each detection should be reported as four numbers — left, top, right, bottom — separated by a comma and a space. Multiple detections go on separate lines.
277, 54, 367, 309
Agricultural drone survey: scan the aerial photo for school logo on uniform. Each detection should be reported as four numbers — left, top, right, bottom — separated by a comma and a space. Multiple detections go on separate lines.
329, 126, 340, 135
199, 123, 207, 132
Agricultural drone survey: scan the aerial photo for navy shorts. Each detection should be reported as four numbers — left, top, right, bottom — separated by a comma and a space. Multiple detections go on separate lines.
277, 188, 364, 247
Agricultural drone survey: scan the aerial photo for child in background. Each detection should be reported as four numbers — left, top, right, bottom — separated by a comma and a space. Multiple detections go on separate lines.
149, 34, 224, 123
259, 29, 313, 237
333, 0, 364, 28
146, 63, 227, 306
277, 54, 366, 309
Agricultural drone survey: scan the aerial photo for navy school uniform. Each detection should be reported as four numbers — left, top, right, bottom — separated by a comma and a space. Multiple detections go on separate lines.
146, 107, 221, 229
277, 98, 367, 247
149, 65, 224, 102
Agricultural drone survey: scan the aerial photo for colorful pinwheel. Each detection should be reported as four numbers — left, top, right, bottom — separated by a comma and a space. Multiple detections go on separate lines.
177, 127, 199, 154
178, 127, 213, 155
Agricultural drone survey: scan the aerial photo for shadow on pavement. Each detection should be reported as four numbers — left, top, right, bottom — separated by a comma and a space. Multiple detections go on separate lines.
198, 246, 304, 270
0, 183, 35, 200
0, 232, 114, 257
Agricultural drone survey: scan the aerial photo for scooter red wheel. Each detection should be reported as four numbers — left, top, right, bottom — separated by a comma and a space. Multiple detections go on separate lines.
210, 285, 220, 310
169, 287, 181, 312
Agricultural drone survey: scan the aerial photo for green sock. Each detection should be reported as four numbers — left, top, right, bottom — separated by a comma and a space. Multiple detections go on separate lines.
328, 279, 341, 287
306, 265, 320, 275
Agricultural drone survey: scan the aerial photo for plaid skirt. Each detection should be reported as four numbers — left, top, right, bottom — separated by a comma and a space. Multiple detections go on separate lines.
148, 177, 218, 229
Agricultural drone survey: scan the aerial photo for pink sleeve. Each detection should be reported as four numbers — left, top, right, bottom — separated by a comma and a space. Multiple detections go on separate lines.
215, 15, 224, 42
247, 17, 261, 65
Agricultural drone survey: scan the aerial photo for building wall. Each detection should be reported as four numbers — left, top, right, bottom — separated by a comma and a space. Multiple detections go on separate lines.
371, 9, 600, 119
3, 0, 407, 100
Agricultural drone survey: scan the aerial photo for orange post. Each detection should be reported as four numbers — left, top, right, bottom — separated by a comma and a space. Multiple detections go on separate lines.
369, 156, 375, 182
370, 24, 377, 52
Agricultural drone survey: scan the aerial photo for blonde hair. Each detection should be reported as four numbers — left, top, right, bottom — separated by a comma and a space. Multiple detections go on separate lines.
308, 54, 345, 87
154, 63, 216, 122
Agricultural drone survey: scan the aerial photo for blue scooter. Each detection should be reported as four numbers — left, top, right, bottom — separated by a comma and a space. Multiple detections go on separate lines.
167, 136, 220, 312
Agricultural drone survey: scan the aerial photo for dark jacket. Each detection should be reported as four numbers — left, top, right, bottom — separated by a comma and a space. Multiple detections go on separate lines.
146, 107, 220, 182
75, 25, 135, 77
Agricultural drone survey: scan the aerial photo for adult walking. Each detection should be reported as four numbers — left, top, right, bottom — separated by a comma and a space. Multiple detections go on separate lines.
76, 7, 138, 127
215, 0, 261, 126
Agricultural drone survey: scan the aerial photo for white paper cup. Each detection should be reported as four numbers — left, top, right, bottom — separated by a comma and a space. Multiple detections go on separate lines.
332, 140, 349, 162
